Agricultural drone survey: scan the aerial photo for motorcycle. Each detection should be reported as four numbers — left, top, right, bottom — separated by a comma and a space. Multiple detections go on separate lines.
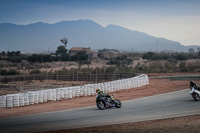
189, 81, 200, 101
96, 94, 121, 110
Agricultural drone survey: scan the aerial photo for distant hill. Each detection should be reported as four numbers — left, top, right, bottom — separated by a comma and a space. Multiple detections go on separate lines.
0, 19, 198, 52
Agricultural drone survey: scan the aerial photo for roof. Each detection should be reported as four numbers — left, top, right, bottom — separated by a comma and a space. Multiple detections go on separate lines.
69, 47, 90, 51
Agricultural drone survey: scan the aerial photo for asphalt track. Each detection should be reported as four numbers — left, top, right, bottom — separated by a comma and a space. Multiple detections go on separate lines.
1, 89, 200, 133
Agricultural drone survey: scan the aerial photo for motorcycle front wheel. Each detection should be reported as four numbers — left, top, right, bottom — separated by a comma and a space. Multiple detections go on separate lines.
96, 101, 106, 110
114, 99, 121, 108
192, 93, 200, 101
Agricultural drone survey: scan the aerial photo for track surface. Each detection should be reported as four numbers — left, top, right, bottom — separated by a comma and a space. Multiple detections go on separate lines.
0, 89, 200, 133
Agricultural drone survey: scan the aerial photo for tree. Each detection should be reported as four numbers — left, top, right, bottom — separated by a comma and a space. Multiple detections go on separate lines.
1, 69, 20, 75
70, 51, 89, 65
55, 45, 70, 61
60, 53, 70, 61
142, 52, 155, 60
16, 51, 21, 56
198, 48, 200, 57
56, 45, 68, 56
188, 48, 195, 53
71, 51, 88, 61
0, 51, 6, 56
60, 37, 68, 48
176, 53, 187, 60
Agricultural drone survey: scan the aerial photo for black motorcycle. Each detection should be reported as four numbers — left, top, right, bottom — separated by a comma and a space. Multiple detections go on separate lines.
96, 94, 121, 110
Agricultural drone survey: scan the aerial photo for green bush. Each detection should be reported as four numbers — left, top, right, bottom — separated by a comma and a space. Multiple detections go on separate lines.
30, 69, 42, 74
176, 53, 187, 60
56, 68, 70, 75
142, 52, 197, 61
0, 69, 20, 75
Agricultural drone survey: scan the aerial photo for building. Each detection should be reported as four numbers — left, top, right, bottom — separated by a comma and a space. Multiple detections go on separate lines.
69, 47, 98, 59
69, 47, 90, 56
98, 49, 121, 59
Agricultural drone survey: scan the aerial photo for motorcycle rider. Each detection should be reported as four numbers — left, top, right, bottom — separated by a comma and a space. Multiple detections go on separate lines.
190, 81, 200, 90
190, 81, 196, 87
96, 88, 114, 107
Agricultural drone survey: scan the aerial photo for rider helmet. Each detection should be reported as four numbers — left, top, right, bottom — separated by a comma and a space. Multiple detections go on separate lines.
96, 88, 100, 93
190, 81, 195, 86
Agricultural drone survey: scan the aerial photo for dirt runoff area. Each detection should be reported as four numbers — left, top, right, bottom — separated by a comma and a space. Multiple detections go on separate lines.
1, 77, 200, 133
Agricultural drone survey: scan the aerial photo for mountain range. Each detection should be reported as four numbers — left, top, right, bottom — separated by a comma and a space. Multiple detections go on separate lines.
0, 19, 198, 53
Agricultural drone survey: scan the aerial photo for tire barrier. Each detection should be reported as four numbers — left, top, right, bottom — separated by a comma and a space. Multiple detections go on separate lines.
6, 95, 13, 108
13, 94, 19, 107
28, 92, 34, 105
19, 94, 24, 107
0, 74, 149, 109
24, 92, 29, 106
0, 95, 6, 108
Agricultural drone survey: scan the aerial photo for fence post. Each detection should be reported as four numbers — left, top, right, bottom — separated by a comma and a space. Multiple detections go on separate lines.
104, 73, 107, 81
120, 74, 122, 79
88, 73, 90, 82
89, 69, 91, 82
46, 72, 48, 80
0, 67, 1, 83
77, 71, 79, 81
96, 69, 97, 83
73, 69, 74, 81
23, 67, 26, 81
4, 77, 7, 83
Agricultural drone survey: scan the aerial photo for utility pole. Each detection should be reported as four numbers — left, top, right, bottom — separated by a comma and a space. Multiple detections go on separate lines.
48, 47, 50, 54
0, 67, 1, 83
96, 68, 97, 83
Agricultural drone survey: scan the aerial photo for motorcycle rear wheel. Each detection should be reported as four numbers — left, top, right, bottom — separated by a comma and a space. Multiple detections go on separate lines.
192, 93, 200, 101
97, 101, 106, 110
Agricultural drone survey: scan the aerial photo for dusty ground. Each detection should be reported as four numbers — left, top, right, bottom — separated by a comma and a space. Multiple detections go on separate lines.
1, 74, 200, 133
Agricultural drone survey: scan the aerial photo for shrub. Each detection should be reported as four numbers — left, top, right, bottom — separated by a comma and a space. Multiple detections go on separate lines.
0, 69, 20, 75
30, 69, 42, 74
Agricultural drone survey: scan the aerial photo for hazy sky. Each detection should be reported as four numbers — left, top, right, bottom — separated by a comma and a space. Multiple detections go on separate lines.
0, 0, 200, 46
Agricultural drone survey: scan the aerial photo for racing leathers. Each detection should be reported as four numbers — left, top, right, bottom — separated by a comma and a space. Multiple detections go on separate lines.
96, 91, 113, 107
